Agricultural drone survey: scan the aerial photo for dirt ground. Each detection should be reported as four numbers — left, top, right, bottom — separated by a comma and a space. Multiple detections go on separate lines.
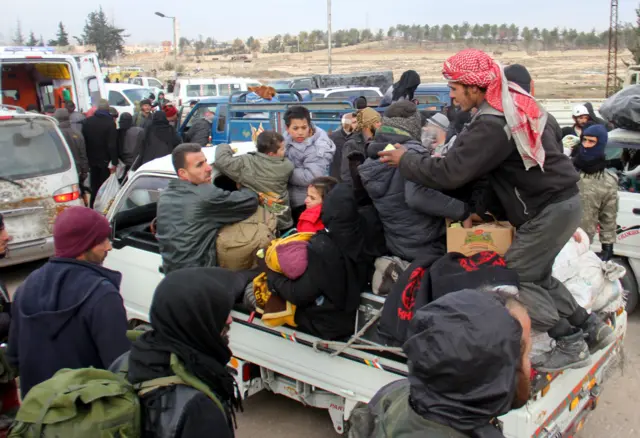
124, 42, 631, 99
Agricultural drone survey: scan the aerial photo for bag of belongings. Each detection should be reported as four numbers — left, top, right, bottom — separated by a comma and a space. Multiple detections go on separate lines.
552, 228, 626, 312
600, 85, 640, 131
253, 232, 315, 327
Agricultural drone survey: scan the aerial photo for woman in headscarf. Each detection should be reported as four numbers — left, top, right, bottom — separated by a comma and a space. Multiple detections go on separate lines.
264, 184, 371, 340
380, 70, 421, 107
136, 111, 181, 168
117, 113, 145, 173
126, 267, 252, 438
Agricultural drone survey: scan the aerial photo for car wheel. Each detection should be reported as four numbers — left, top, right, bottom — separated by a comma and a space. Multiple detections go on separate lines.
612, 258, 639, 314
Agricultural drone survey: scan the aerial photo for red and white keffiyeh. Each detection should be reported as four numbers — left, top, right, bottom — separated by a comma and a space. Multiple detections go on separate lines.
443, 49, 547, 170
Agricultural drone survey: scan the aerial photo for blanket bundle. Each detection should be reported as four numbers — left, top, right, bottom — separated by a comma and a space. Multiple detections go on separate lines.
253, 232, 315, 327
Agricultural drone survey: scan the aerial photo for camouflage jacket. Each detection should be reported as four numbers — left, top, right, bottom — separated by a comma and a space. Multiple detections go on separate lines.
578, 169, 619, 244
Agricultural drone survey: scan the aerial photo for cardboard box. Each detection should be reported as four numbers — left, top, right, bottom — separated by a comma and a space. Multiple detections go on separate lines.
446, 221, 514, 257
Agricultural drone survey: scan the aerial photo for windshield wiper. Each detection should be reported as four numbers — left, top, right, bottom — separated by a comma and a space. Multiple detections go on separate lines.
0, 176, 23, 188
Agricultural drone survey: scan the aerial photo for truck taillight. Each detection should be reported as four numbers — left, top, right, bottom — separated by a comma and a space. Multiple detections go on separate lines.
53, 185, 80, 203
0, 116, 13, 120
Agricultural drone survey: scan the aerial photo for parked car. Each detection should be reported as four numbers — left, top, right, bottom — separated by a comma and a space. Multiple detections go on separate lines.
106, 83, 153, 117
311, 87, 383, 105
0, 106, 84, 267
127, 76, 164, 97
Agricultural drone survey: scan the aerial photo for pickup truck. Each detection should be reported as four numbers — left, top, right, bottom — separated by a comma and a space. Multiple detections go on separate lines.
178, 98, 448, 146
104, 143, 627, 437
268, 71, 394, 94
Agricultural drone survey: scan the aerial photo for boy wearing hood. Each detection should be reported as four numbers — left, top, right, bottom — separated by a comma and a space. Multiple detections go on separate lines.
283, 106, 336, 222
574, 125, 618, 261
350, 288, 531, 438
359, 101, 470, 261
7, 207, 130, 398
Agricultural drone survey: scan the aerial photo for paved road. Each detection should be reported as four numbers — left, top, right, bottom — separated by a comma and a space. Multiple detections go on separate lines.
1, 260, 637, 437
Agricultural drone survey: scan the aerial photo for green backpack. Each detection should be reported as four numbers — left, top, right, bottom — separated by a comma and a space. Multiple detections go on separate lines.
8, 353, 225, 438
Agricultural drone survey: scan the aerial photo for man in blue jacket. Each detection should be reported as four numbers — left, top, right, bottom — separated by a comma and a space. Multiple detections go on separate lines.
7, 207, 130, 397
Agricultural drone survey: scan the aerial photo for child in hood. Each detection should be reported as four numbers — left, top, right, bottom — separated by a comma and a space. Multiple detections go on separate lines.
297, 177, 338, 233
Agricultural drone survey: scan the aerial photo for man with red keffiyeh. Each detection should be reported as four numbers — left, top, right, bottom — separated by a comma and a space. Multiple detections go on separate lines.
379, 49, 614, 373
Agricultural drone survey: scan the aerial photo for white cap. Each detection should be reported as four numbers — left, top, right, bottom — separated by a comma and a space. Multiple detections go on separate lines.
572, 105, 589, 118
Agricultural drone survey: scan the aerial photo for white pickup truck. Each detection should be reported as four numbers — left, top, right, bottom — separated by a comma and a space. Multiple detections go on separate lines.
104, 143, 627, 437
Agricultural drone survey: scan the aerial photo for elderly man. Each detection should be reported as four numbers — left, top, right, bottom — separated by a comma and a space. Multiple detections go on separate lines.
379, 49, 613, 373
329, 113, 356, 180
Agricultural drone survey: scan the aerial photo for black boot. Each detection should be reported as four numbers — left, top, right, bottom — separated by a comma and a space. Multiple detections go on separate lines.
599, 244, 614, 262
534, 330, 591, 373
581, 313, 616, 353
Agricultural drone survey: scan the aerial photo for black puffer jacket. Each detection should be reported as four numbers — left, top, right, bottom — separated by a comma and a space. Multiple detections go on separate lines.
266, 185, 370, 340
399, 102, 579, 228
359, 127, 468, 261
82, 110, 118, 168
341, 131, 369, 184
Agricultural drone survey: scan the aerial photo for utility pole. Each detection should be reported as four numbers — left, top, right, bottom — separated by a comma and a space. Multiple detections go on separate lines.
327, 0, 332, 74
605, 0, 619, 97
172, 17, 178, 60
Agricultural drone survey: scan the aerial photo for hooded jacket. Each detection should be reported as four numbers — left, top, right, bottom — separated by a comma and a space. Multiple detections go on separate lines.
350, 289, 522, 438
399, 101, 580, 228
7, 258, 130, 397
82, 110, 119, 168
138, 112, 182, 167
117, 113, 145, 167
359, 126, 467, 261
124, 268, 253, 438
54, 109, 89, 176
215, 144, 294, 230
266, 185, 370, 340
329, 127, 351, 181
284, 127, 336, 208
341, 131, 371, 184
156, 179, 258, 273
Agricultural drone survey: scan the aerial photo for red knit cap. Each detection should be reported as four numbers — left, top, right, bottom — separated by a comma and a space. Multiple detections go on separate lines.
53, 207, 112, 258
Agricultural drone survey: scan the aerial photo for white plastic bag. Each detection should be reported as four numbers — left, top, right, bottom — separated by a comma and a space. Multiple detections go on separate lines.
93, 173, 121, 215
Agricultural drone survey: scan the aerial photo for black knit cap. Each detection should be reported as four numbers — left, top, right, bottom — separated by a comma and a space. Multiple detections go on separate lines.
504, 64, 532, 93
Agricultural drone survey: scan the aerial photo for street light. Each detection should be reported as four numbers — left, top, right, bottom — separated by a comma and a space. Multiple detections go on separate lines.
155, 11, 177, 59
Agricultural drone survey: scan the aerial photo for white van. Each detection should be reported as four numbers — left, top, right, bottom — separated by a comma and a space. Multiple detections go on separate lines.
0, 46, 106, 113
173, 77, 261, 107
0, 106, 84, 267
128, 76, 164, 97
106, 83, 153, 117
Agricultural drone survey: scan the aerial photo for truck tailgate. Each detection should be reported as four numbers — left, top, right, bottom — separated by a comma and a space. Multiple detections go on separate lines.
501, 309, 627, 437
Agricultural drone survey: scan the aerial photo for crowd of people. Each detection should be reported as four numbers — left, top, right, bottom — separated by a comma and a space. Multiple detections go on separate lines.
0, 47, 626, 437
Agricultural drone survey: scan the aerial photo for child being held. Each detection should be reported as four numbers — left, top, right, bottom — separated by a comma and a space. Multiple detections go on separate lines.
296, 176, 339, 233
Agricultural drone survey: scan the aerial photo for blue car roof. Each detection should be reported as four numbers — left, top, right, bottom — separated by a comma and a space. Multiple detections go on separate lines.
416, 83, 449, 92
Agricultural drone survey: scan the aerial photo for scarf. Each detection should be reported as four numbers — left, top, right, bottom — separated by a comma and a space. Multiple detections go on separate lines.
128, 268, 245, 429
443, 49, 547, 170
381, 114, 422, 142
392, 70, 421, 102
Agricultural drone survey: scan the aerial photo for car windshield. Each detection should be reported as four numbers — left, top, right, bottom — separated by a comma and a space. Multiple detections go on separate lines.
123, 88, 152, 104
269, 81, 291, 90
0, 117, 71, 180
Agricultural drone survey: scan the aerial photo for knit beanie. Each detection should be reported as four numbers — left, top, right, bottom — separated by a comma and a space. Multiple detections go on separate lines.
504, 64, 532, 94
356, 108, 381, 131
427, 113, 450, 131
382, 101, 422, 141
54, 207, 112, 258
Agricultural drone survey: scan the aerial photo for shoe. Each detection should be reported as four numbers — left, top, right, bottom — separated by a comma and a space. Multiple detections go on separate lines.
581, 313, 616, 353
535, 330, 591, 373
599, 244, 614, 262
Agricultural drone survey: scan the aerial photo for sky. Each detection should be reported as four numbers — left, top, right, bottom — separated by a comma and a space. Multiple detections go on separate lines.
1, 0, 638, 44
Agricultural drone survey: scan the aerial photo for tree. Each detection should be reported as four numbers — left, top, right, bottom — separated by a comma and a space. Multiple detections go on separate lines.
266, 34, 282, 53
387, 26, 395, 38
205, 37, 215, 49
472, 24, 483, 41
376, 29, 384, 41
441, 24, 453, 42
250, 39, 261, 52
26, 31, 38, 47
231, 38, 245, 54
509, 24, 520, 43
179, 37, 190, 54
627, 6, 640, 64
347, 28, 360, 45
56, 22, 70, 46
541, 28, 552, 50
39, 35, 45, 46
452, 24, 461, 41
13, 20, 24, 45
81, 7, 126, 61
522, 27, 533, 48
360, 29, 373, 41
460, 22, 471, 40
194, 36, 205, 56
490, 24, 498, 42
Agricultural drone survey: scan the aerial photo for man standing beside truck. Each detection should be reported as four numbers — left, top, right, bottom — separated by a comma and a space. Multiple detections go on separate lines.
379, 49, 614, 372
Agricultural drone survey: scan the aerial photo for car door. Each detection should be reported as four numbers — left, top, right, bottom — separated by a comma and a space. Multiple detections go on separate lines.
104, 173, 171, 322
613, 191, 640, 260
73, 54, 106, 110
